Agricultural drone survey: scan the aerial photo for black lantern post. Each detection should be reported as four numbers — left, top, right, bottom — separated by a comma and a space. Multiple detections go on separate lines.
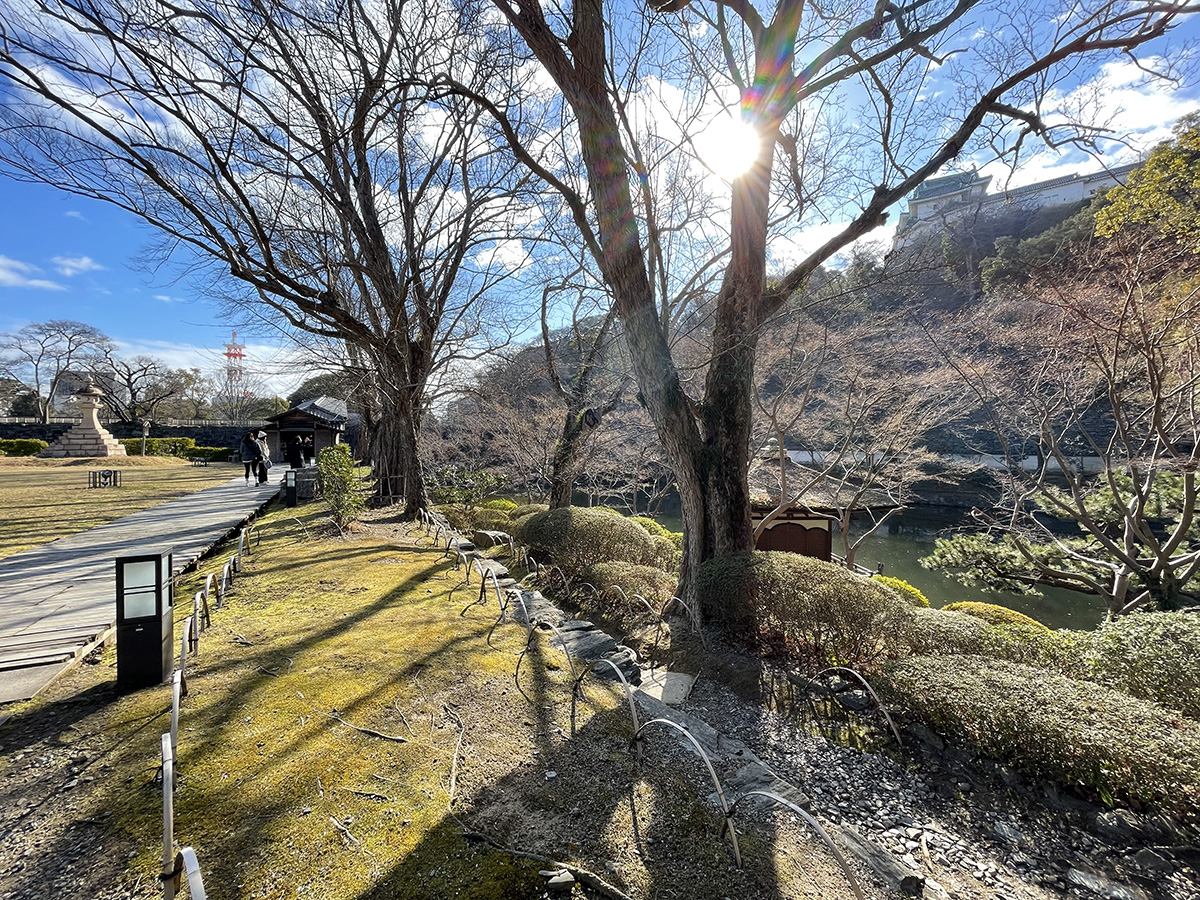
284, 468, 297, 507
115, 551, 174, 688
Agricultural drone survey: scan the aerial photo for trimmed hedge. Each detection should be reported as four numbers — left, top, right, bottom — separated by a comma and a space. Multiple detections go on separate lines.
896, 607, 1063, 666
583, 561, 677, 615
509, 504, 549, 525
512, 506, 662, 576
118, 437, 197, 457
882, 655, 1200, 817
190, 445, 234, 462
0, 438, 48, 456
481, 498, 518, 512
1065, 612, 1200, 718
697, 551, 907, 667
944, 601, 1049, 632
874, 574, 930, 608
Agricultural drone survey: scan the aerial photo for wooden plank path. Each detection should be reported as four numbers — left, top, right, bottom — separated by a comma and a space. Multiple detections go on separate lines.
0, 472, 284, 703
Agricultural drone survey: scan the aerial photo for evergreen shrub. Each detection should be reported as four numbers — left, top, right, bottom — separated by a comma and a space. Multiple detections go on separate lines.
512, 506, 660, 576
481, 498, 518, 511
897, 607, 1062, 665
697, 551, 907, 666
117, 437, 196, 456
0, 438, 48, 456
944, 601, 1049, 631
874, 574, 930, 608
882, 655, 1200, 816
509, 504, 549, 524
583, 562, 676, 611
1065, 612, 1200, 718
317, 445, 364, 531
190, 445, 234, 462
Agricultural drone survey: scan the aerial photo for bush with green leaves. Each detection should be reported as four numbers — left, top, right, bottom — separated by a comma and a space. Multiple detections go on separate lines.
425, 466, 503, 506
480, 498, 518, 512
0, 438, 48, 456
317, 444, 365, 532
117, 437, 197, 457
509, 503, 549, 525
697, 551, 908, 667
896, 607, 1064, 666
943, 601, 1049, 631
630, 516, 668, 536
512, 506, 662, 577
882, 655, 1200, 816
189, 445, 234, 462
1066, 612, 1200, 718
583, 561, 676, 615
873, 574, 930, 608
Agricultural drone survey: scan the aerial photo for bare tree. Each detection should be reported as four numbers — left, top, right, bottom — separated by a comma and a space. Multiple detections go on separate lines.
0, 0, 535, 514
88, 352, 189, 424
470, 0, 1198, 626
927, 227, 1200, 616
0, 320, 111, 423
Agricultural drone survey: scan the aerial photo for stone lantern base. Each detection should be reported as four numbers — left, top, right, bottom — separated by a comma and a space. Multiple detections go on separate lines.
38, 424, 127, 458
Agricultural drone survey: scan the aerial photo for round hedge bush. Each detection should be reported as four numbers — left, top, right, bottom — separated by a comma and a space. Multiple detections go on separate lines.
882, 654, 1200, 817
1064, 611, 1200, 718
481, 498, 518, 511
583, 561, 676, 608
943, 601, 1049, 632
697, 551, 908, 667
873, 574, 930, 608
512, 506, 662, 576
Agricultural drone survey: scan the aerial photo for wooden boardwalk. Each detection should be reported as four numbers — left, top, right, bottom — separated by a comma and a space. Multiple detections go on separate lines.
0, 472, 284, 703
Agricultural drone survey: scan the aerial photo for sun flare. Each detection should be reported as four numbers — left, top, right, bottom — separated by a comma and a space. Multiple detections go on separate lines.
696, 115, 761, 180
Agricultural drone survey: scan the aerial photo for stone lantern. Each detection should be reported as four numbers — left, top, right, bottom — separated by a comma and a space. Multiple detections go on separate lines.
37, 376, 128, 458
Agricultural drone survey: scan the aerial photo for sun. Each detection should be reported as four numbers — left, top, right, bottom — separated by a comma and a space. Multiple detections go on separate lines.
696, 115, 761, 181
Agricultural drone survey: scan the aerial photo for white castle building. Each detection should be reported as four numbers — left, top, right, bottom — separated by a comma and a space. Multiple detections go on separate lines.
893, 162, 1138, 250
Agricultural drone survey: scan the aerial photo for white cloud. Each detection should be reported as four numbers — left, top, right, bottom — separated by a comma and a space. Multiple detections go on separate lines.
51, 255, 105, 276
64, 210, 86, 221
769, 220, 895, 270
153, 293, 187, 303
474, 239, 531, 274
0, 255, 66, 290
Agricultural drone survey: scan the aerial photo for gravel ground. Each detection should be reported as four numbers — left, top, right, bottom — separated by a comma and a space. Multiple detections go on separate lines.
682, 674, 1200, 900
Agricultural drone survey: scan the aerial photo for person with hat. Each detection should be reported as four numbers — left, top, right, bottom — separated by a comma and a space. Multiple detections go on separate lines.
254, 431, 271, 484
240, 430, 265, 486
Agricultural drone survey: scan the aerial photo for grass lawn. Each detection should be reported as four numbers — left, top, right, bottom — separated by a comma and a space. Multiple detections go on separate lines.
0, 501, 867, 900
0, 457, 239, 560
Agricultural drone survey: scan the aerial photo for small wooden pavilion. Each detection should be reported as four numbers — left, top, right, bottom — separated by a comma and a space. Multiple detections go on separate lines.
748, 454, 896, 562
262, 396, 347, 464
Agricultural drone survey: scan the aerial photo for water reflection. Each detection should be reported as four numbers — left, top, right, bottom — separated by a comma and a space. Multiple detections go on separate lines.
843, 508, 1103, 630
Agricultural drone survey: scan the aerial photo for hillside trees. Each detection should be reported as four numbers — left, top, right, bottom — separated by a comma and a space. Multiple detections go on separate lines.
0, 0, 536, 514
926, 139, 1200, 614
475, 0, 1198, 624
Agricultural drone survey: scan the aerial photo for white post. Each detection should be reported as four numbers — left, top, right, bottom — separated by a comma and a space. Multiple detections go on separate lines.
161, 733, 176, 900
178, 616, 192, 678
170, 671, 182, 758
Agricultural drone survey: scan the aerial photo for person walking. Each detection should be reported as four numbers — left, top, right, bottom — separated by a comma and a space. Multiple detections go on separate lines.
255, 431, 271, 484
239, 430, 262, 486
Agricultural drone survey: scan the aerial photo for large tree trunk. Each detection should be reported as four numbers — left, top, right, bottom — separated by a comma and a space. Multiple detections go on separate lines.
367, 386, 427, 517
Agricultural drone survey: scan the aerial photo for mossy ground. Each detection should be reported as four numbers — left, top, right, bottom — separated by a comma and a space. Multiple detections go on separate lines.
0, 501, 870, 900
0, 457, 237, 559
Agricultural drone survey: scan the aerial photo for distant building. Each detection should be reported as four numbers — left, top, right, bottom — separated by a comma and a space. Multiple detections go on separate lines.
893, 162, 1139, 250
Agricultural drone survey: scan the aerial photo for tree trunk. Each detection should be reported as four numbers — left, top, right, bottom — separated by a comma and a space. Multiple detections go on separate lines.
548, 406, 599, 509
367, 387, 427, 517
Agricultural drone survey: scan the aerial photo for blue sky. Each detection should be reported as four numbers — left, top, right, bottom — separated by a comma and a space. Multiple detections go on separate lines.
2, 8, 1200, 394
0, 179, 298, 392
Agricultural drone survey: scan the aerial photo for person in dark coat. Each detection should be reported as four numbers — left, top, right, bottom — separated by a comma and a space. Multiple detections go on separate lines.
239, 431, 262, 486
287, 436, 304, 469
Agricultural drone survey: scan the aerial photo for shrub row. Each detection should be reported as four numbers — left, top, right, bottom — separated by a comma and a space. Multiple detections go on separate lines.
117, 437, 198, 456
191, 446, 235, 462
882, 655, 1200, 818
944, 600, 1050, 631
873, 574, 930, 608
697, 551, 907, 667
0, 438, 48, 456
513, 506, 663, 577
